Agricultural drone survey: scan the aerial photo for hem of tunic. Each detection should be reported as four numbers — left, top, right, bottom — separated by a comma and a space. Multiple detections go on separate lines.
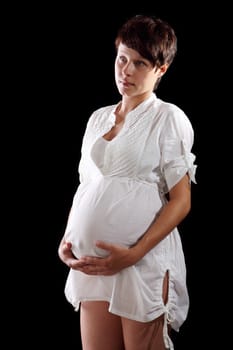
67, 294, 179, 331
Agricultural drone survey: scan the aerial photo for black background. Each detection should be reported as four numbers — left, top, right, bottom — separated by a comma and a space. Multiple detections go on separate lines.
6, 2, 227, 348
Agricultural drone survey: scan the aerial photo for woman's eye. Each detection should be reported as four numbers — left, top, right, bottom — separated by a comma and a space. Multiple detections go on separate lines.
119, 56, 126, 63
135, 61, 146, 67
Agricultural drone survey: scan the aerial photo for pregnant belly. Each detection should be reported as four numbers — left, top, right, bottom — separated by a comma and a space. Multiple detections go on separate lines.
64, 177, 162, 258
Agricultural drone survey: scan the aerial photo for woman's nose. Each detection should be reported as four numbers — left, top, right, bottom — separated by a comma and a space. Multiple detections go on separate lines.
122, 61, 134, 75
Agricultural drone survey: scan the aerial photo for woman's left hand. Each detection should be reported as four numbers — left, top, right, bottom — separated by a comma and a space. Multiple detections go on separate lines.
77, 240, 137, 275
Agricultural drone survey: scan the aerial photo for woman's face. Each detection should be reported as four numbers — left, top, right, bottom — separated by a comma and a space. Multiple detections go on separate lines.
115, 42, 161, 98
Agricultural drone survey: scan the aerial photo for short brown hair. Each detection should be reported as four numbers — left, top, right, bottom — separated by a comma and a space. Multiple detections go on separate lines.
115, 15, 177, 69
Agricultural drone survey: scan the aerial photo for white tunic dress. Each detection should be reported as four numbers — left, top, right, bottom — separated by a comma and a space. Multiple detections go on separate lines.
64, 93, 197, 348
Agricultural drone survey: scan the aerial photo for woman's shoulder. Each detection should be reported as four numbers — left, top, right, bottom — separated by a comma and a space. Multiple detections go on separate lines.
85, 103, 118, 134
87, 104, 116, 125
156, 97, 186, 117
156, 97, 193, 129
92, 104, 117, 117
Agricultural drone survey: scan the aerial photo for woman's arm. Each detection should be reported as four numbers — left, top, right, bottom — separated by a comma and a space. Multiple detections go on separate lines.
131, 173, 191, 260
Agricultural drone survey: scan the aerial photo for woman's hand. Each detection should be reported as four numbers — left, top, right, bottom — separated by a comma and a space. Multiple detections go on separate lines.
58, 238, 88, 270
78, 240, 136, 275
67, 240, 138, 276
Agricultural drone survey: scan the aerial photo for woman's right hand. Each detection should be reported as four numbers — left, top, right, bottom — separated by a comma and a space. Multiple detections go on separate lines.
58, 238, 75, 267
58, 238, 87, 269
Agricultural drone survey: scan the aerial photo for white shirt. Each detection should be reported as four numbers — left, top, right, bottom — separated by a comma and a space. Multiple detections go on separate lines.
64, 93, 197, 348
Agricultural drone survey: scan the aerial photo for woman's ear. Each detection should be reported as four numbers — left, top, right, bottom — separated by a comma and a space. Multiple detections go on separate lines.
159, 64, 169, 76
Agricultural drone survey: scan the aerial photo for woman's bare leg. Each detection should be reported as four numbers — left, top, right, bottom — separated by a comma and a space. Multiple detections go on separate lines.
122, 315, 166, 350
121, 271, 170, 350
80, 301, 124, 350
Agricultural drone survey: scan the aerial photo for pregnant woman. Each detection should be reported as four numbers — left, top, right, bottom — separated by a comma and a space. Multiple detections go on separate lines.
58, 14, 197, 350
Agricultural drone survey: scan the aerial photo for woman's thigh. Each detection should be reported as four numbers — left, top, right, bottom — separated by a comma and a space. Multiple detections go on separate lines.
121, 314, 166, 350
80, 301, 124, 350
121, 271, 169, 350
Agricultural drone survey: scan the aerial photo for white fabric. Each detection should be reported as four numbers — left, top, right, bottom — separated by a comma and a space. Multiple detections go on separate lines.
64, 93, 197, 342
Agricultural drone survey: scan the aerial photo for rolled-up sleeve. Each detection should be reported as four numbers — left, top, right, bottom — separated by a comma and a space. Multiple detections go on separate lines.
159, 108, 197, 193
